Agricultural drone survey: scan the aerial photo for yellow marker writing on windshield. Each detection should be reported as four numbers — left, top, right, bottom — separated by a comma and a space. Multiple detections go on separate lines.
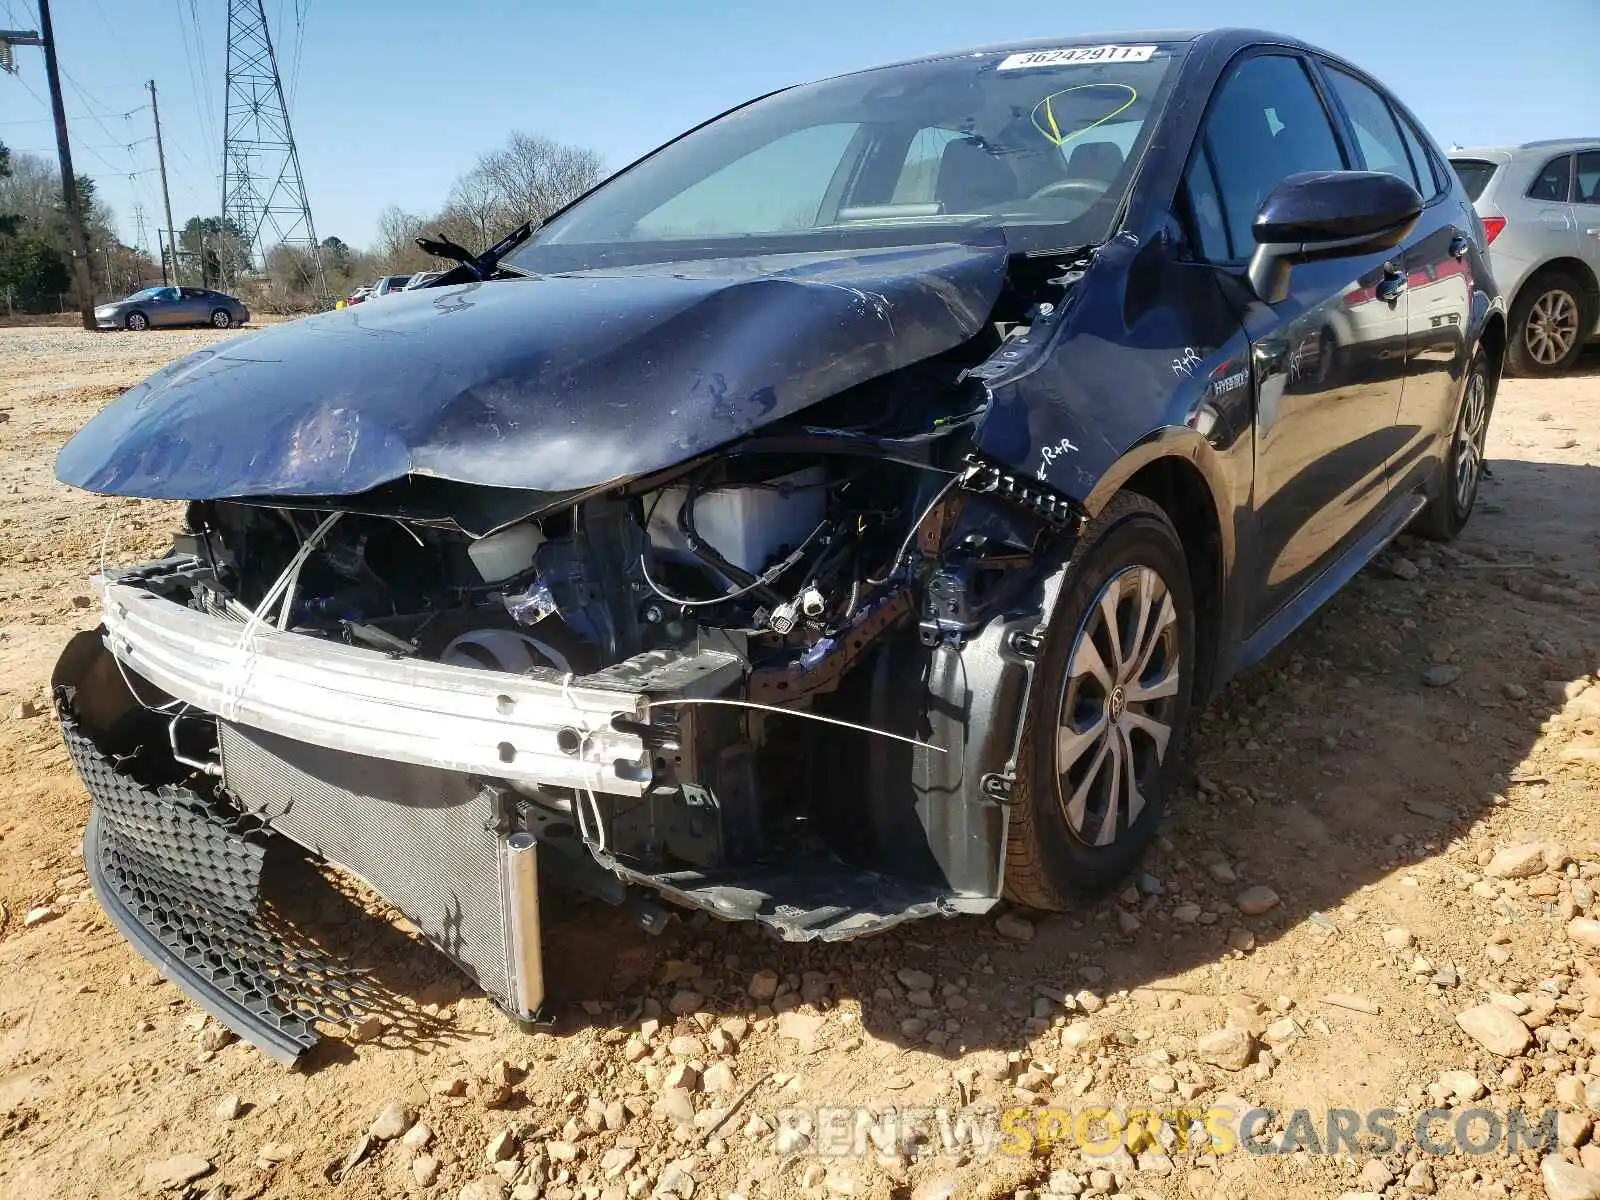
1031, 83, 1138, 149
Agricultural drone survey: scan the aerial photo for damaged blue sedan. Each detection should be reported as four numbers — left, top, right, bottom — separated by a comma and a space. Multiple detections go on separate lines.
51, 28, 1502, 1062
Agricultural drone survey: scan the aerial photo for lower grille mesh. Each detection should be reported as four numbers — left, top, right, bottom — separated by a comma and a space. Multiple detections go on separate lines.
61, 707, 379, 1058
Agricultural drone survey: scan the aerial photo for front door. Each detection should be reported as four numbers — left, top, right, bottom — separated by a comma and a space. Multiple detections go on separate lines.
148, 287, 182, 327
1184, 51, 1410, 629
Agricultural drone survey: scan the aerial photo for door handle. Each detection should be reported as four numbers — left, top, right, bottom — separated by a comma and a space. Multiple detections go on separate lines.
1449, 233, 1471, 259
1375, 266, 1407, 304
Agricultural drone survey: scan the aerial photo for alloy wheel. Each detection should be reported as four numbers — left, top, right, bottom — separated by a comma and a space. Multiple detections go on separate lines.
1454, 368, 1488, 513
1054, 564, 1182, 847
127, 313, 146, 331
1525, 288, 1579, 366
212, 311, 231, 328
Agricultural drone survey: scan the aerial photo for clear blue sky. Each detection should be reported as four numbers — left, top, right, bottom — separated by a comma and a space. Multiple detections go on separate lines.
2, 0, 1596, 253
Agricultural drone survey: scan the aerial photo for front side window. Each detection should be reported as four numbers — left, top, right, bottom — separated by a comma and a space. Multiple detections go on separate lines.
1573, 151, 1600, 205
512, 42, 1186, 268
1528, 155, 1573, 202
1325, 67, 1420, 193
1187, 54, 1346, 262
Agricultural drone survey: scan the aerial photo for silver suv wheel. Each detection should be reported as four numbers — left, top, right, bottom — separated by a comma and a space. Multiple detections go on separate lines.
1525, 287, 1580, 366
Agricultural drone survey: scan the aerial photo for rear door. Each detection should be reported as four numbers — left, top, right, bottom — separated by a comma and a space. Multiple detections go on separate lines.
1318, 63, 1472, 501
177, 288, 210, 323
1574, 149, 1600, 336
1187, 51, 1411, 628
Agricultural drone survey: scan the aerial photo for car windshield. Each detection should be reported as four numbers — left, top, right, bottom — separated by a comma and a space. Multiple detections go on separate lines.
510, 40, 1184, 270
1450, 158, 1499, 201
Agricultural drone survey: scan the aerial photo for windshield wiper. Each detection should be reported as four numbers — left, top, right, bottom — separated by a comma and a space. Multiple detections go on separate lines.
415, 220, 536, 282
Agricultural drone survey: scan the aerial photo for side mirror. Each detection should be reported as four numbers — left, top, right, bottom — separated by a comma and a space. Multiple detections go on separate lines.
1247, 170, 1423, 304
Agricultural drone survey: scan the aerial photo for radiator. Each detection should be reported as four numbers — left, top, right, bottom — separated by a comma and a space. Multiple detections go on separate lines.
217, 722, 517, 1013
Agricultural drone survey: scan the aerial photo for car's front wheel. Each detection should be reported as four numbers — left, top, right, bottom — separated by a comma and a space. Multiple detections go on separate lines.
1507, 269, 1592, 375
1005, 492, 1195, 909
124, 311, 148, 331
210, 308, 233, 329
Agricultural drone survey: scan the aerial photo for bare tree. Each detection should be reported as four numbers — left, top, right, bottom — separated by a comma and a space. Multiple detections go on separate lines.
373, 205, 433, 273
347, 133, 605, 279
447, 165, 506, 248
476, 132, 604, 229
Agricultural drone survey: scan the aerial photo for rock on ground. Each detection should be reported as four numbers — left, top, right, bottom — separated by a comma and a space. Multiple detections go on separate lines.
1485, 841, 1550, 879
1456, 1004, 1533, 1057
1235, 885, 1281, 915
1195, 1028, 1255, 1070
995, 912, 1035, 941
1541, 1155, 1600, 1200
142, 1156, 211, 1191
369, 1101, 415, 1140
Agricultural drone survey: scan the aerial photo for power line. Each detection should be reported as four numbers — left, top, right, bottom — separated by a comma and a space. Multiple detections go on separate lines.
287, 0, 309, 107
170, 0, 217, 162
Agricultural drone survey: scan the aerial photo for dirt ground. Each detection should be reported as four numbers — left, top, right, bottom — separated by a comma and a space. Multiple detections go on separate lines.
1, 324, 1598, 1200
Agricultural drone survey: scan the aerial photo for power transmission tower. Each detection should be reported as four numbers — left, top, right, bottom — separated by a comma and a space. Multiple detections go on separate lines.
131, 202, 148, 256
219, 0, 327, 304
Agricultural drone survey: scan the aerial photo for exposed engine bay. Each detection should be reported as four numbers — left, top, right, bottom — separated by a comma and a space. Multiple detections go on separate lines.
111, 318, 1079, 915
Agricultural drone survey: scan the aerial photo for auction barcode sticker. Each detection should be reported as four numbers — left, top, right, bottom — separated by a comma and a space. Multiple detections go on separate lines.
997, 45, 1157, 70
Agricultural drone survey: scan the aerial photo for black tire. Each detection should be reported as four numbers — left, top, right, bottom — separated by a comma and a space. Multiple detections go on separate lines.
210, 308, 232, 329
1506, 268, 1593, 376
124, 311, 149, 331
1412, 349, 1492, 542
1005, 492, 1196, 910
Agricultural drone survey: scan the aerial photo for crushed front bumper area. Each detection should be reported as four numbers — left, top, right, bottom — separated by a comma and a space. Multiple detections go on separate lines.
58, 563, 1011, 1057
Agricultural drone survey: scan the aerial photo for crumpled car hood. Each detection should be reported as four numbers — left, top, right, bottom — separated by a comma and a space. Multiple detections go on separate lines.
56, 238, 1008, 501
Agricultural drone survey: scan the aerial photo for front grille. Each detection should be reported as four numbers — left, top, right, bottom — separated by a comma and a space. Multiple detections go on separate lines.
217, 724, 516, 1013
60, 707, 378, 1062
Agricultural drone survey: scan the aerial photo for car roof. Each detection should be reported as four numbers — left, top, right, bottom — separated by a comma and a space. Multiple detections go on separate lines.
1452, 138, 1600, 158
820, 28, 1325, 81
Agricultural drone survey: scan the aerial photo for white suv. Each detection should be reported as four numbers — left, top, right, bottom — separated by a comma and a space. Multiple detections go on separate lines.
1450, 139, 1600, 374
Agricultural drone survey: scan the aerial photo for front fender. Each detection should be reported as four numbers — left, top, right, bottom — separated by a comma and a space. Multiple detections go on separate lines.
1079, 425, 1240, 564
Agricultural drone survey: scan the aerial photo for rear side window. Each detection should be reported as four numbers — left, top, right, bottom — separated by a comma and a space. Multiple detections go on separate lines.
1187, 54, 1347, 262
1397, 116, 1443, 198
1528, 155, 1573, 202
1451, 159, 1499, 200
1324, 67, 1421, 193
1573, 151, 1600, 205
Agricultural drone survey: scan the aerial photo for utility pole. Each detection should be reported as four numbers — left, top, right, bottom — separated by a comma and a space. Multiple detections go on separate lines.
147, 80, 180, 287
2, 3, 96, 328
